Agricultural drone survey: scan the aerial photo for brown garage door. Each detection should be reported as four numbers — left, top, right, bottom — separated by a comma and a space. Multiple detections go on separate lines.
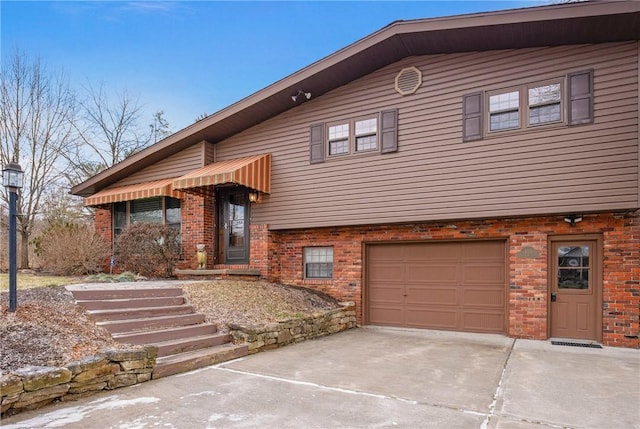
366, 241, 506, 333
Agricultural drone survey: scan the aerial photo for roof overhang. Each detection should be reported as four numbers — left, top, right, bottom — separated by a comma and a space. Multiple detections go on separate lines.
71, 1, 640, 198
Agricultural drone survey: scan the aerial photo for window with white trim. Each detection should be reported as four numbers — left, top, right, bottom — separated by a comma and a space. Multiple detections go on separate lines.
303, 247, 333, 279
328, 123, 350, 155
355, 117, 378, 152
326, 114, 379, 157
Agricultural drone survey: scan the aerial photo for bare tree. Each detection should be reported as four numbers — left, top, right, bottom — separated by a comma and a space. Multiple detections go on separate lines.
0, 50, 76, 268
66, 84, 170, 184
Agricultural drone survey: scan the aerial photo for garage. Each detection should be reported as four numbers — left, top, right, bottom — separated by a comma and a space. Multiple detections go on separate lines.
365, 241, 506, 333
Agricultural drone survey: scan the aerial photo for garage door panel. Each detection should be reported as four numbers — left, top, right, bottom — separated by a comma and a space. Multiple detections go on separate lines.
367, 264, 404, 282
462, 289, 504, 307
366, 241, 506, 334
462, 311, 505, 332
463, 241, 505, 258
462, 264, 505, 283
368, 306, 404, 326
406, 287, 458, 305
406, 264, 458, 282
406, 242, 460, 259
406, 307, 457, 330
369, 289, 403, 303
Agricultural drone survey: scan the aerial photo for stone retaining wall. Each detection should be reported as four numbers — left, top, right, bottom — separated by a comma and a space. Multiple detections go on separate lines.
1, 346, 157, 417
229, 302, 356, 354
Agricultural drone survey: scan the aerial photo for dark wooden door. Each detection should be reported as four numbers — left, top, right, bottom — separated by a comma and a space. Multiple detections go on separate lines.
219, 190, 249, 264
550, 240, 599, 340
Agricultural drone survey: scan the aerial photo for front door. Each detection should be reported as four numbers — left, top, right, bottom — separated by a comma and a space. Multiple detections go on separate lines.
218, 189, 250, 264
550, 239, 601, 341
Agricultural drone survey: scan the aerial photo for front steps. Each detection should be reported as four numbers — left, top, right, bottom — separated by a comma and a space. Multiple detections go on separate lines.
71, 286, 248, 379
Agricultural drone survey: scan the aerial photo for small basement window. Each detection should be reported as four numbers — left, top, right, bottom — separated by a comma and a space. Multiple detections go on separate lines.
304, 247, 333, 279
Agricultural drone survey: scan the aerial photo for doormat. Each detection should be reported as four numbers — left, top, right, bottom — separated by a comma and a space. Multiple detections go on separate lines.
551, 340, 603, 349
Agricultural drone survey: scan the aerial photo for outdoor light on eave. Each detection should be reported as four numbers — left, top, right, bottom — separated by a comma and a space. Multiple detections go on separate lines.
563, 214, 583, 227
291, 90, 312, 103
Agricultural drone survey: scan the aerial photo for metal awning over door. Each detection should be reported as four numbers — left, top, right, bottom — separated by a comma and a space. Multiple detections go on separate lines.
172, 153, 271, 195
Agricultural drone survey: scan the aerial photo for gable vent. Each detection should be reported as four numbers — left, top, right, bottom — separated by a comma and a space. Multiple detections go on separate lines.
395, 66, 422, 96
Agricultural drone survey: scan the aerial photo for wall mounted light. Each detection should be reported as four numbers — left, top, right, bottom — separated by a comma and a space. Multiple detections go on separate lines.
248, 191, 262, 203
291, 90, 312, 103
563, 214, 583, 226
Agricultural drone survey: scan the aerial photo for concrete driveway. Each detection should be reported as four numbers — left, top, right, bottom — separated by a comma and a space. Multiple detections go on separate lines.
2, 328, 638, 429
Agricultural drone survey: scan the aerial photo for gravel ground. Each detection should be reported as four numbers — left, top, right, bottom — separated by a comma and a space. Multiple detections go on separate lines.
0, 281, 340, 373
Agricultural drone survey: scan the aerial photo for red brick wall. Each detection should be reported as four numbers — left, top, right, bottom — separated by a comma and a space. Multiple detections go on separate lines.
179, 193, 214, 269
93, 206, 113, 271
253, 211, 638, 348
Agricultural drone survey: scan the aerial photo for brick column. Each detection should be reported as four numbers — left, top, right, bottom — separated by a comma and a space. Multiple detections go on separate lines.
179, 193, 214, 269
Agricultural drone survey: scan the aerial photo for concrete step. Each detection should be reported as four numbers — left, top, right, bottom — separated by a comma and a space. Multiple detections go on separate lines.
113, 323, 219, 345
71, 288, 183, 301
98, 313, 205, 334
77, 296, 186, 310
152, 333, 231, 357
88, 305, 195, 322
153, 343, 249, 379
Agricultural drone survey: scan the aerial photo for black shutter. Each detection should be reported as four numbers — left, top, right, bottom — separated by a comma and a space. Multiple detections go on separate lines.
309, 123, 325, 164
568, 70, 594, 125
463, 92, 483, 141
380, 108, 398, 154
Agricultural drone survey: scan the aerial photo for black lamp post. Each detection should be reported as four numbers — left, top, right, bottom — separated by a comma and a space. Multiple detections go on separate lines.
3, 161, 24, 312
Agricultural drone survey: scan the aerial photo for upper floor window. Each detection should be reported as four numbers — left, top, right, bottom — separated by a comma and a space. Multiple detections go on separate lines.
328, 123, 350, 155
528, 83, 561, 125
489, 90, 520, 131
463, 70, 592, 142
310, 109, 398, 164
327, 115, 379, 158
355, 117, 378, 152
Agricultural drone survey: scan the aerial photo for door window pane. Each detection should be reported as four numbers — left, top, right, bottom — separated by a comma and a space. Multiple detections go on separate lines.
228, 194, 245, 247
557, 245, 590, 289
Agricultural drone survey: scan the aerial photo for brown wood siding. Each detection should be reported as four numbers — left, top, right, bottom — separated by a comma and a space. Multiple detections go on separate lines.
114, 142, 207, 187
212, 42, 638, 230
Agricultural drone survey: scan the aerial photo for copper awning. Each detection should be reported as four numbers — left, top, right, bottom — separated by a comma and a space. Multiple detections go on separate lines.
172, 153, 271, 194
84, 178, 184, 207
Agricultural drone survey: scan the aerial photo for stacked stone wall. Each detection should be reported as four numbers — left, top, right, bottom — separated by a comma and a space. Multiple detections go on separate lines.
230, 302, 356, 354
1, 346, 157, 417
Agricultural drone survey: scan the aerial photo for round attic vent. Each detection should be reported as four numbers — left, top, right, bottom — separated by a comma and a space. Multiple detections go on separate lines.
395, 66, 422, 96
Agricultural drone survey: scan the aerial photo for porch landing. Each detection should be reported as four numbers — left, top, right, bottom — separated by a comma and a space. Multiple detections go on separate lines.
175, 268, 261, 280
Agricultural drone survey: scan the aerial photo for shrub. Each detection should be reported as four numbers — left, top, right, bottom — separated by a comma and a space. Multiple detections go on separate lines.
114, 223, 180, 278
33, 221, 111, 275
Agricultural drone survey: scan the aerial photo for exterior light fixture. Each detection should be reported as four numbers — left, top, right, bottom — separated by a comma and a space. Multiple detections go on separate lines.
291, 90, 312, 103
248, 191, 261, 203
2, 161, 24, 312
563, 214, 583, 226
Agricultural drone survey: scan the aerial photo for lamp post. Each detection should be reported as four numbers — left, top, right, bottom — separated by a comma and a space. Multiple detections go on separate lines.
2, 161, 24, 312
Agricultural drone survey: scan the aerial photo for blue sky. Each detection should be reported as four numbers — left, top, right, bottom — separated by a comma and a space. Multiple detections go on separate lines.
2, 1, 546, 132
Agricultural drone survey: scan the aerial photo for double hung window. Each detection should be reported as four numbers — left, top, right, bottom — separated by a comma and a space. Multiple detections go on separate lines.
303, 247, 333, 279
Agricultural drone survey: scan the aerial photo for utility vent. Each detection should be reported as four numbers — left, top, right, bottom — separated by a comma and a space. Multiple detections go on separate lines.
395, 66, 422, 96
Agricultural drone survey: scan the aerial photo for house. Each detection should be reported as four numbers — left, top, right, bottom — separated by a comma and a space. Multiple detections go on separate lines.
71, 1, 640, 348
